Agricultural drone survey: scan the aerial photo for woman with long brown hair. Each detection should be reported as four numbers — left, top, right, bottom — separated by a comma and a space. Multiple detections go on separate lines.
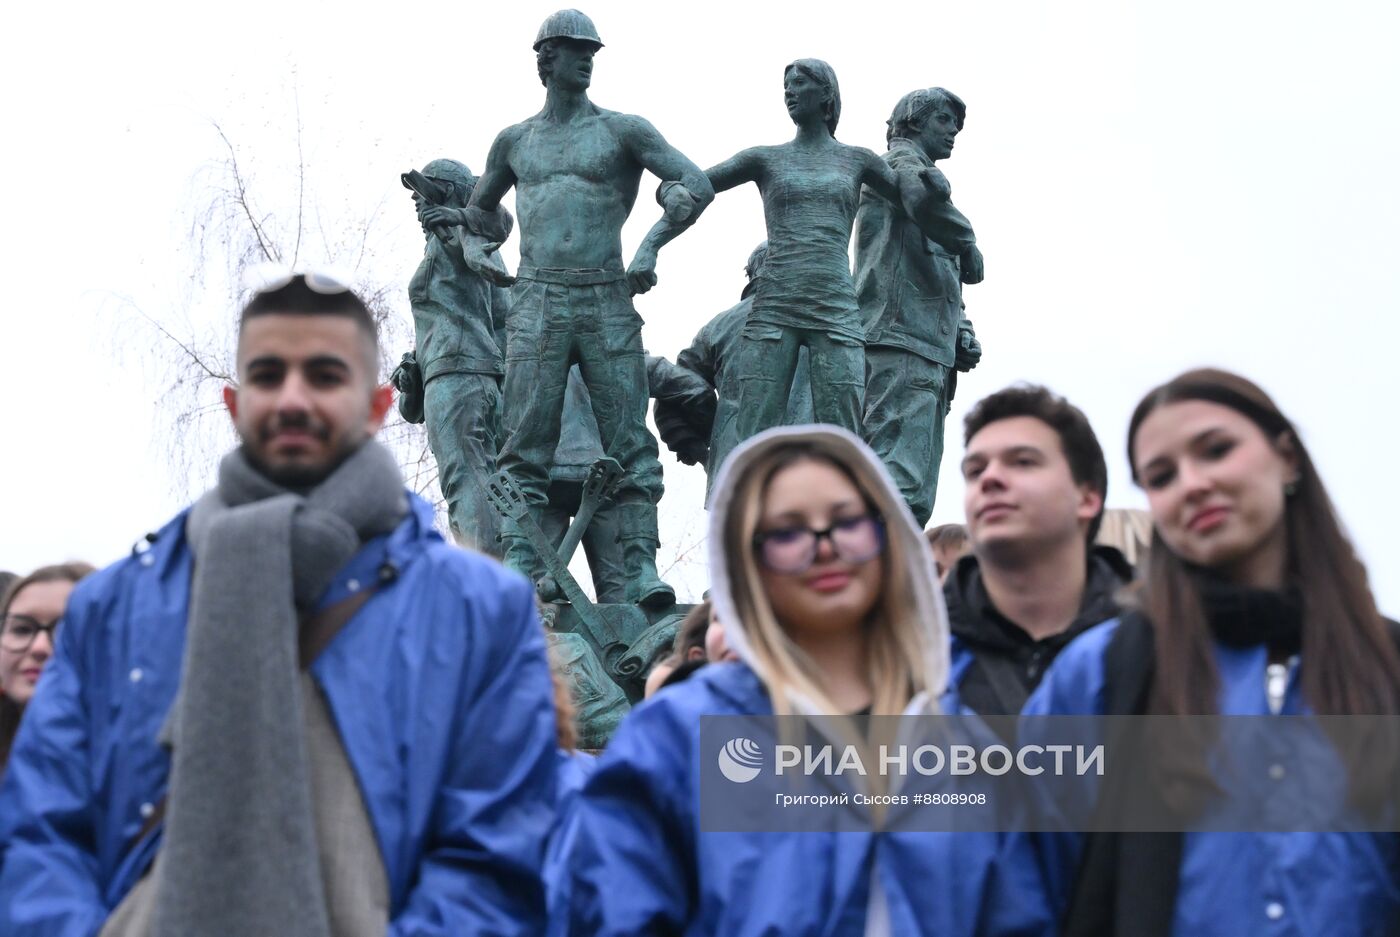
0, 563, 94, 773
560, 425, 1050, 935
1026, 368, 1400, 936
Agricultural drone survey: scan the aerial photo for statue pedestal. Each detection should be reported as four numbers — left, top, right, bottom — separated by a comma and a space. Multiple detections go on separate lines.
543, 601, 692, 748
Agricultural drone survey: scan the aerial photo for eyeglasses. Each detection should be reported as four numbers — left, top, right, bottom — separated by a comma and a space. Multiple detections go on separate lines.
241, 262, 356, 297
752, 513, 886, 574
1, 615, 59, 654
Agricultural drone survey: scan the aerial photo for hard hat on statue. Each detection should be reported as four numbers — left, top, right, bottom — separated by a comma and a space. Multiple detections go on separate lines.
421, 159, 477, 191
534, 9, 604, 50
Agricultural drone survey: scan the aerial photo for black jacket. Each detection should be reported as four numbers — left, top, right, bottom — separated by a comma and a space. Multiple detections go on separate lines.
945, 545, 1134, 718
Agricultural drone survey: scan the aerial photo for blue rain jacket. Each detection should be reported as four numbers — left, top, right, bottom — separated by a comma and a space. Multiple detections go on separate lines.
545, 749, 598, 937
1024, 618, 1400, 936
0, 495, 558, 936
562, 661, 1053, 936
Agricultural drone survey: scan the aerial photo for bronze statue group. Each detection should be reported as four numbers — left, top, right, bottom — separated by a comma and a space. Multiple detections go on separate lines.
403, 12, 981, 586
1, 10, 1397, 937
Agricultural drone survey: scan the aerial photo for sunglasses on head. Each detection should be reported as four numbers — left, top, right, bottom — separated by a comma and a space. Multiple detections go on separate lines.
241, 263, 357, 298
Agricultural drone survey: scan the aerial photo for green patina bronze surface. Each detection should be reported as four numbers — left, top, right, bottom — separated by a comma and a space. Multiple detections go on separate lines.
636, 59, 973, 455
403, 159, 512, 553
650, 242, 814, 495
458, 9, 715, 610
403, 18, 994, 743
543, 603, 688, 746
855, 87, 984, 525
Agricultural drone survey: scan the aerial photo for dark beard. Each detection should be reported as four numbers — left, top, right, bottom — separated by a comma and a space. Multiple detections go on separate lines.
238, 438, 363, 493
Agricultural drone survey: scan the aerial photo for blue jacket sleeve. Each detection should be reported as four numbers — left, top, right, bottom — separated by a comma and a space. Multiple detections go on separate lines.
388, 575, 558, 937
544, 751, 598, 936
1019, 619, 1116, 920
564, 697, 695, 936
0, 589, 108, 937
1021, 619, 1113, 719
977, 833, 1057, 937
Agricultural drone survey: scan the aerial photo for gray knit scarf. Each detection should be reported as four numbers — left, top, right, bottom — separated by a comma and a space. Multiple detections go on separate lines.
150, 440, 406, 937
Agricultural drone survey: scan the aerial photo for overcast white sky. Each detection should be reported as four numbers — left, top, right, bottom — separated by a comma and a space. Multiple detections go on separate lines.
2, 0, 1397, 610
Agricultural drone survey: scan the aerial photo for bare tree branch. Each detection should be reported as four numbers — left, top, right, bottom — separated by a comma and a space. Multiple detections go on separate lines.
658, 529, 706, 579
132, 306, 233, 384
291, 82, 304, 268
213, 121, 279, 265
354, 194, 389, 273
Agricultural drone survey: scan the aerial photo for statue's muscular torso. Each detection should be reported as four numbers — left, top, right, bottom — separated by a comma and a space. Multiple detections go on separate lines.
502, 107, 644, 270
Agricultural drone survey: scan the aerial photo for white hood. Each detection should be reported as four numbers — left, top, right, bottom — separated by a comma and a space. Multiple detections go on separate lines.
706, 424, 950, 710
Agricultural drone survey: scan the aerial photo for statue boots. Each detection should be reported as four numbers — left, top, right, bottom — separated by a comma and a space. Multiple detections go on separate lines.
501, 517, 546, 596
616, 502, 675, 609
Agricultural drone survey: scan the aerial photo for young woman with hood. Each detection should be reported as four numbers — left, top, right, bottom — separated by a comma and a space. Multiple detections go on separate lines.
560, 425, 1051, 936
1025, 368, 1400, 936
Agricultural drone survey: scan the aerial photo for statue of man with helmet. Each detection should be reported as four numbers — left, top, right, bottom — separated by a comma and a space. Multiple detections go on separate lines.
404, 157, 514, 553
420, 9, 714, 607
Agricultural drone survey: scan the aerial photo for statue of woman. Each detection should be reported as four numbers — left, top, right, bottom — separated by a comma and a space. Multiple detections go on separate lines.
631, 58, 971, 442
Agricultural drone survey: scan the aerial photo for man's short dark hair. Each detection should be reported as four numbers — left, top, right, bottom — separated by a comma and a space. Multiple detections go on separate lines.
963, 384, 1108, 543
925, 523, 968, 552
239, 275, 380, 371
673, 599, 712, 659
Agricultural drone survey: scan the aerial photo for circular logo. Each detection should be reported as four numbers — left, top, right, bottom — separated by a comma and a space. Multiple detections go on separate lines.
718, 737, 763, 783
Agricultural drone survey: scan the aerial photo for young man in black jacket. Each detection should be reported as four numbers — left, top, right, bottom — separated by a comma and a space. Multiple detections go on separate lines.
948, 385, 1133, 718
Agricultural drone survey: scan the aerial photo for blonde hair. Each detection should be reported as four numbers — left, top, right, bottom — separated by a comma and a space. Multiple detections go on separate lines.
548, 649, 578, 752
721, 440, 931, 717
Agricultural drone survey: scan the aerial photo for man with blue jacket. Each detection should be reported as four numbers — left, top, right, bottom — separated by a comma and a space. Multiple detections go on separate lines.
0, 275, 558, 936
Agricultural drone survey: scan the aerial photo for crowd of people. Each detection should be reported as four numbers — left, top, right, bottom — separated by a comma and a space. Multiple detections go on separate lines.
0, 274, 1395, 936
